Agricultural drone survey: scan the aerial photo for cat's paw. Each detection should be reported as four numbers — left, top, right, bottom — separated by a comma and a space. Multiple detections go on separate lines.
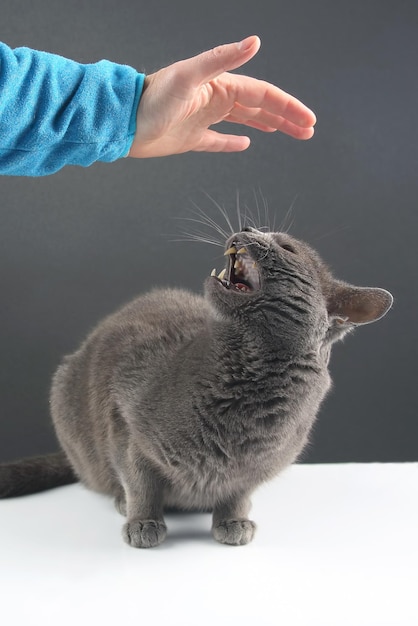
122, 519, 167, 548
212, 519, 256, 546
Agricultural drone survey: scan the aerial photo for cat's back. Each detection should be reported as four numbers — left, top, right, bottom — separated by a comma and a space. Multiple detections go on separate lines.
93, 287, 208, 341
52, 288, 209, 410
93, 288, 211, 373
50, 288, 210, 489
56, 287, 209, 377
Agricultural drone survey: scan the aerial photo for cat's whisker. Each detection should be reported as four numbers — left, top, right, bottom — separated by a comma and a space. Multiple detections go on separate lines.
175, 215, 227, 237
175, 191, 301, 253
235, 189, 243, 233
254, 187, 271, 232
201, 191, 235, 235
189, 201, 230, 239
311, 223, 350, 242
280, 194, 299, 234
272, 209, 277, 232
242, 208, 258, 231
252, 188, 262, 230
173, 231, 225, 247
260, 189, 271, 232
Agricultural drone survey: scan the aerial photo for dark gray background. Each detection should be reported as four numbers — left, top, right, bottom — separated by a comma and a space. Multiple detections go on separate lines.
0, 0, 416, 463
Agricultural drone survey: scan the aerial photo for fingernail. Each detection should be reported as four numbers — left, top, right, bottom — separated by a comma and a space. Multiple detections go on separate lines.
237, 36, 259, 51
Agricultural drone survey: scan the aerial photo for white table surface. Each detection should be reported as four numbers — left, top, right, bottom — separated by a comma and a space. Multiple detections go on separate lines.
1, 462, 417, 626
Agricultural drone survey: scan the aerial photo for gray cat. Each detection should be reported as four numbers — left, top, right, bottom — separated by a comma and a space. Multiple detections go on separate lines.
0, 227, 393, 548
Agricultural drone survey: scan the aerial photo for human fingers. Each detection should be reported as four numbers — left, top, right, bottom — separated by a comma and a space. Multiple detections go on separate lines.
173, 36, 261, 92
223, 115, 315, 139
222, 73, 316, 128
223, 103, 315, 138
193, 129, 251, 152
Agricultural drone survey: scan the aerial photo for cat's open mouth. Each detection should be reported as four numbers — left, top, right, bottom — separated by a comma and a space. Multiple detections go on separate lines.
210, 242, 261, 293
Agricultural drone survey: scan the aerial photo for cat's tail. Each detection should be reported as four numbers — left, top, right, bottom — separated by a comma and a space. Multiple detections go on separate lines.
0, 451, 78, 498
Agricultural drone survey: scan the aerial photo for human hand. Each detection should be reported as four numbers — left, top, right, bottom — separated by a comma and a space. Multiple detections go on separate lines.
129, 35, 316, 158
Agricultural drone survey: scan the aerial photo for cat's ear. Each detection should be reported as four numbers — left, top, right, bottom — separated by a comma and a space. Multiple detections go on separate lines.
327, 284, 393, 325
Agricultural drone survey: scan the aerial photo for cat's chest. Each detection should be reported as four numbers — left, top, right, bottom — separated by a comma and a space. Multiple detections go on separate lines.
163, 451, 263, 509
164, 407, 307, 485
146, 350, 328, 507
161, 428, 294, 510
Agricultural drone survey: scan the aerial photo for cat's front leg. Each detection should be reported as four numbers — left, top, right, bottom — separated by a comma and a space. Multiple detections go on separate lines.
121, 461, 167, 549
212, 493, 256, 546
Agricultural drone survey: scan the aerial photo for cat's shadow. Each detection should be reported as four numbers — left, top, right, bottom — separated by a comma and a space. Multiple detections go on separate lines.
163, 512, 214, 547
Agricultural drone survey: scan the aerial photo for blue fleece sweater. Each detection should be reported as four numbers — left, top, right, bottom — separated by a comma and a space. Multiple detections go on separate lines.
0, 43, 145, 176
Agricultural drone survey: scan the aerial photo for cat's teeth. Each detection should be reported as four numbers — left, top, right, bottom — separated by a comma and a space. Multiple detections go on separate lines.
211, 268, 217, 277
237, 247, 247, 255
218, 269, 226, 280
234, 260, 241, 269
224, 246, 237, 256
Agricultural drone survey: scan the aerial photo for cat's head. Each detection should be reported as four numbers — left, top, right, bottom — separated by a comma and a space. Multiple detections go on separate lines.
205, 227, 393, 348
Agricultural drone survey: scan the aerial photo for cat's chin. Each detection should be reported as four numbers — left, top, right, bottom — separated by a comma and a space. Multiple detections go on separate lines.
203, 275, 257, 319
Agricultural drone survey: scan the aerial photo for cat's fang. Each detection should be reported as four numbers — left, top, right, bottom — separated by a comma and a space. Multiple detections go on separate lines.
237, 247, 247, 255
210, 268, 217, 277
224, 246, 237, 256
218, 269, 227, 280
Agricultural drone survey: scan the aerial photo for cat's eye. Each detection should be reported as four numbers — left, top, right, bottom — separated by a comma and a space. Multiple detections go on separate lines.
280, 243, 296, 254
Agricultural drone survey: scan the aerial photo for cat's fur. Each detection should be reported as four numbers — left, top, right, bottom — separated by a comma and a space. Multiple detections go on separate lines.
0, 228, 392, 547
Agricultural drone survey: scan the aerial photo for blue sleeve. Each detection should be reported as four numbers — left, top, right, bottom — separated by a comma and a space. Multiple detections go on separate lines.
0, 42, 145, 176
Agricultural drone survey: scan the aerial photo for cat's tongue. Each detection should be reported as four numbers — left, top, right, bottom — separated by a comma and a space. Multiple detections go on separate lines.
235, 283, 251, 292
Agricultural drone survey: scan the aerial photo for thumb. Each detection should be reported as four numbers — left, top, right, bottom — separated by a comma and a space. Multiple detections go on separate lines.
177, 35, 261, 88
